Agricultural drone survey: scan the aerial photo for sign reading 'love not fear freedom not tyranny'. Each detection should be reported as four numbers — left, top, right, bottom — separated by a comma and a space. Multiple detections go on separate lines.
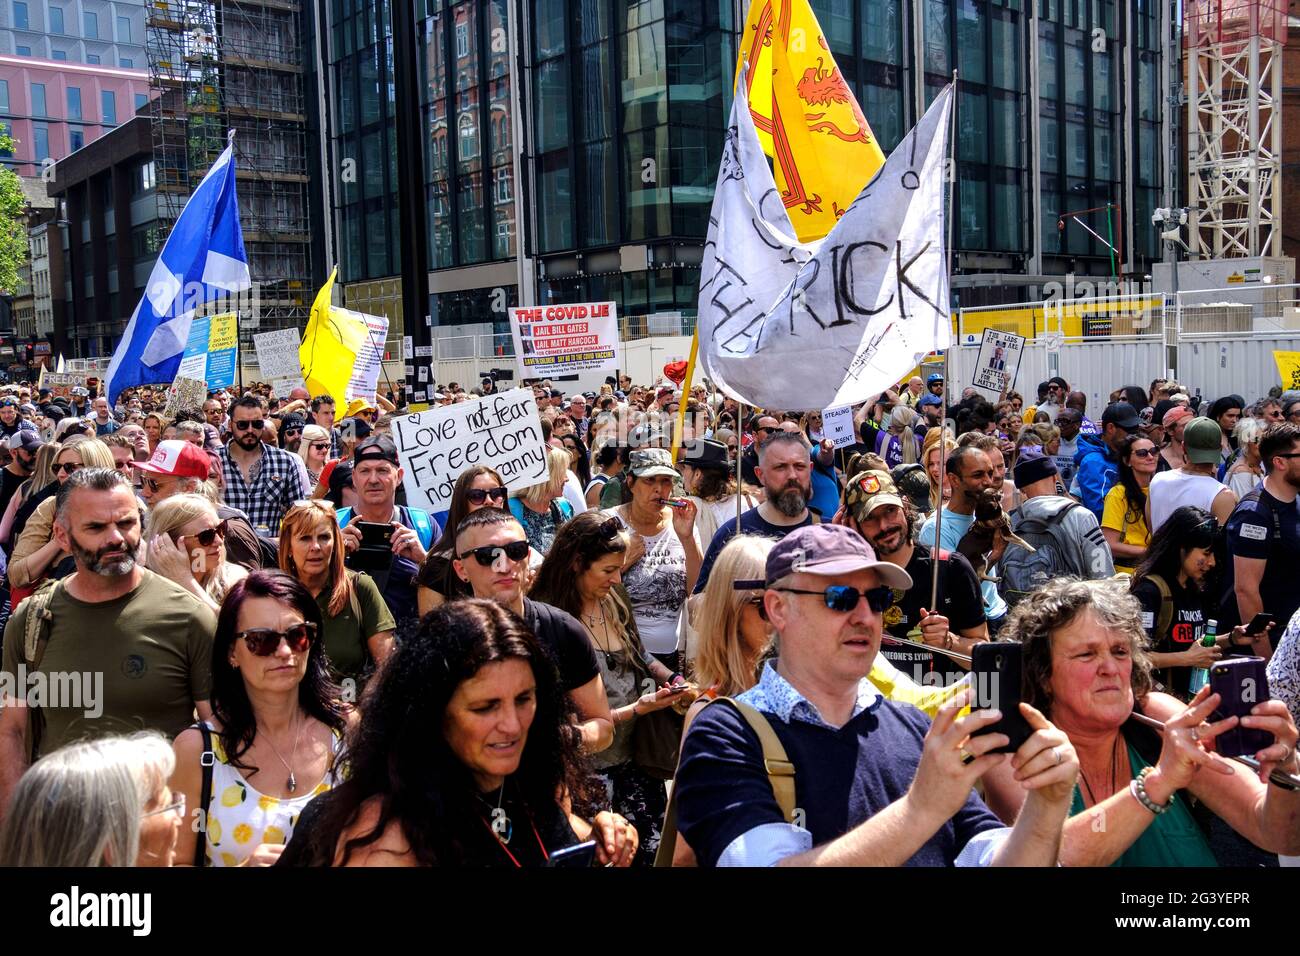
392, 388, 548, 513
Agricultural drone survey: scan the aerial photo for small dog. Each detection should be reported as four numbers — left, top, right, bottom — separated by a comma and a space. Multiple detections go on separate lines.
954, 488, 1036, 582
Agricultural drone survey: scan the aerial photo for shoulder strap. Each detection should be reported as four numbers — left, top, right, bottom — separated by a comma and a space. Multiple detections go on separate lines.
195, 722, 215, 868
336, 506, 354, 528
345, 569, 363, 623
400, 507, 435, 550
21, 579, 62, 671
1147, 574, 1175, 641
653, 696, 795, 868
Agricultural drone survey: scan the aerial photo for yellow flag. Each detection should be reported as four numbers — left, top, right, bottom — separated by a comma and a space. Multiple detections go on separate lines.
300, 266, 369, 411
1274, 350, 1300, 392
738, 0, 886, 243
868, 658, 970, 720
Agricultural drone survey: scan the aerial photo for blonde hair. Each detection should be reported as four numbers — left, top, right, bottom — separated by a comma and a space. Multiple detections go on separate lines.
520, 447, 571, 507
690, 535, 774, 696
889, 406, 919, 463
145, 493, 237, 599
921, 426, 955, 507
57, 437, 116, 470
297, 424, 331, 467
0, 732, 174, 866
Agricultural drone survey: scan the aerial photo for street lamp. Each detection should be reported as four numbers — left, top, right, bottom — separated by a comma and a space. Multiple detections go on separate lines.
1152, 206, 1190, 380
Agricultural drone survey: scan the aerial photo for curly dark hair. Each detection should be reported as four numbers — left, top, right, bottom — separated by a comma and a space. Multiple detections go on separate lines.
529, 511, 628, 620
1114, 433, 1155, 522
284, 599, 595, 866
211, 570, 348, 772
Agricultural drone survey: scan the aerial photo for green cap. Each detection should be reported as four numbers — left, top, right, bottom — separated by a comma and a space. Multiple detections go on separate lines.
1183, 417, 1223, 465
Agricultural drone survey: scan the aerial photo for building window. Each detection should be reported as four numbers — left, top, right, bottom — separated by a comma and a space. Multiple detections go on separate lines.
134, 93, 147, 111
494, 165, 511, 204
66, 87, 81, 120
119, 57, 132, 68
86, 53, 98, 63
32, 124, 47, 163
140, 160, 155, 191
48, 5, 62, 34
69, 129, 82, 150
83, 10, 97, 38
12, 1, 26, 30
30, 82, 45, 118
117, 15, 130, 43
0, 80, 8, 113
101, 90, 115, 124
51, 49, 65, 60
456, 22, 469, 58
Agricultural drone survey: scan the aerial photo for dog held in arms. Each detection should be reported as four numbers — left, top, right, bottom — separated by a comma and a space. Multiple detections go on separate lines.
954, 487, 1035, 582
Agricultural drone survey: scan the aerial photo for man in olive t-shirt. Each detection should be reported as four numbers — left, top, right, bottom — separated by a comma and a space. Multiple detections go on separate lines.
0, 469, 216, 818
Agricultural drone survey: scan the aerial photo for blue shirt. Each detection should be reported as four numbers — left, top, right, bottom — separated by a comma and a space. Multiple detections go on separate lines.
675, 662, 1009, 866
693, 507, 815, 594
917, 509, 1008, 622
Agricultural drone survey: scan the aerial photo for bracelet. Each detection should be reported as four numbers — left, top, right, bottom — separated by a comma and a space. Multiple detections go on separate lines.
1130, 766, 1173, 815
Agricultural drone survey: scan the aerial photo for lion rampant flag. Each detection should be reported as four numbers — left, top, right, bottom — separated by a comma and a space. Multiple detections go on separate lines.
739, 0, 886, 243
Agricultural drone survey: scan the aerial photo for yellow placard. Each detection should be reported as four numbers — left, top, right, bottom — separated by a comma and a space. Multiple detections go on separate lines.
207, 312, 238, 352
1273, 350, 1300, 390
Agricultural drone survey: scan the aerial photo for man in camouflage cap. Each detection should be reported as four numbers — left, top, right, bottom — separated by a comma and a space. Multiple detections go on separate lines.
841, 468, 988, 686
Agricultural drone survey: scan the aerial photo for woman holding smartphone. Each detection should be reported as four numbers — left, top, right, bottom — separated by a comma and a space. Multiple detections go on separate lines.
278, 599, 638, 867
416, 466, 508, 615
981, 576, 1300, 866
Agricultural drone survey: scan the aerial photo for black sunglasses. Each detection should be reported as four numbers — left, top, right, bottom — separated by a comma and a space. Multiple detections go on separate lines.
180, 520, 227, 547
598, 516, 623, 538
237, 622, 317, 656
234, 419, 265, 431
772, 585, 894, 614
464, 487, 508, 506
458, 540, 530, 566
53, 461, 81, 475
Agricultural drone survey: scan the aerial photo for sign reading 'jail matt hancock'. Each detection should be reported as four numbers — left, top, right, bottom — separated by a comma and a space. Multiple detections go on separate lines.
696, 64, 953, 412
392, 387, 548, 514
509, 302, 620, 379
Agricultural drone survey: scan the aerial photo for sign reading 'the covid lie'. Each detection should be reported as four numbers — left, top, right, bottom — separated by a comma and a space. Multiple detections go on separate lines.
509, 301, 620, 379
392, 388, 548, 514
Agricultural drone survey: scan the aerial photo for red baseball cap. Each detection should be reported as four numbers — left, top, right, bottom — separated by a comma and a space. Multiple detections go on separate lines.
131, 439, 212, 478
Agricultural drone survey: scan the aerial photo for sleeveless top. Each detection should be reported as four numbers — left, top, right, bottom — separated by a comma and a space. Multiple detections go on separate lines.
201, 720, 346, 868
1148, 469, 1226, 534
1068, 740, 1217, 867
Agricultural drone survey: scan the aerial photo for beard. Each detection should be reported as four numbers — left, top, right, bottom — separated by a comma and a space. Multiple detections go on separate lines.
68, 530, 138, 578
870, 523, 908, 556
769, 480, 811, 517
234, 430, 261, 449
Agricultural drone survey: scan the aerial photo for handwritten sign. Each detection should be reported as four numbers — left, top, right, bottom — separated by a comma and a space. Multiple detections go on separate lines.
509, 301, 620, 379
338, 306, 389, 401
970, 328, 1025, 400
37, 370, 97, 400
176, 312, 238, 389
822, 405, 857, 449
163, 376, 208, 417
392, 387, 548, 513
254, 328, 303, 383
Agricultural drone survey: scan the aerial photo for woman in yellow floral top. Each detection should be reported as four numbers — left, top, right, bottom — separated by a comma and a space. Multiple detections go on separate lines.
170, 570, 354, 867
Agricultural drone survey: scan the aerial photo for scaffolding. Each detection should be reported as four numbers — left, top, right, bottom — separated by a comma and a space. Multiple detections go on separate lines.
145, 0, 311, 336
1185, 0, 1286, 258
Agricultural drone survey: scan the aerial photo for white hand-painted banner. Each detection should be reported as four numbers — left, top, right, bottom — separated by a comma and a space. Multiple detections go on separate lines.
697, 66, 953, 411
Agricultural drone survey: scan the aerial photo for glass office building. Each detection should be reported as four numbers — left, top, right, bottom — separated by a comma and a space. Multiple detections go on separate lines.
319, 0, 1176, 332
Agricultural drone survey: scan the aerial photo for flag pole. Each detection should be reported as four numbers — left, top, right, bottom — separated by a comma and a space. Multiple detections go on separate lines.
736, 401, 745, 534
930, 72, 958, 614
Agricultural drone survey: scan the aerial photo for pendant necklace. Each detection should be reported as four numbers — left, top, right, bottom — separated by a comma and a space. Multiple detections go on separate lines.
263, 710, 305, 794
582, 604, 617, 670
474, 780, 512, 844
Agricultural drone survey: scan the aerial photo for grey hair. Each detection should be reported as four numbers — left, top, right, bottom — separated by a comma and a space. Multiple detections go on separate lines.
0, 732, 175, 866
1000, 577, 1153, 716
173, 420, 205, 440
55, 467, 134, 529
1233, 416, 1265, 446
757, 429, 809, 463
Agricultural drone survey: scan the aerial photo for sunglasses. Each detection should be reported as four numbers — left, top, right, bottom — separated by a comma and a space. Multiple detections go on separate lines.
310, 442, 331, 452
459, 540, 530, 566
1131, 448, 1158, 459
772, 584, 894, 614
237, 621, 317, 656
598, 516, 623, 538
53, 461, 81, 475
181, 520, 227, 547
282, 428, 303, 437
234, 419, 265, 431
465, 487, 508, 506
143, 792, 187, 819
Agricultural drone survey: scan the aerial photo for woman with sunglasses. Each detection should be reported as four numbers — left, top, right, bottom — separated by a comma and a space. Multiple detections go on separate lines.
279, 500, 395, 688
8, 437, 116, 601
530, 512, 690, 866
416, 466, 508, 616
297, 424, 332, 488
560, 431, 591, 493
171, 570, 352, 867
1101, 434, 1158, 575
143, 493, 247, 612
279, 598, 637, 867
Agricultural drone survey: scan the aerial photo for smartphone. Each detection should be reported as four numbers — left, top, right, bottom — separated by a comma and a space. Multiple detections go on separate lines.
351, 521, 394, 572
357, 521, 394, 548
1209, 658, 1273, 759
970, 642, 1033, 754
546, 839, 598, 868
1245, 613, 1274, 636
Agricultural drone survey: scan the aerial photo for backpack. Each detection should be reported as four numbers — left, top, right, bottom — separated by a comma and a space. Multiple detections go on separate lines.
1000, 503, 1086, 607
15, 578, 66, 761
654, 696, 794, 867
1145, 573, 1176, 643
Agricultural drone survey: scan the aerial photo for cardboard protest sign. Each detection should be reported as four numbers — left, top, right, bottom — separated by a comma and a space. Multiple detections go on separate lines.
970, 328, 1025, 400
176, 312, 238, 389
393, 387, 548, 514
509, 302, 619, 379
254, 328, 304, 394
37, 369, 97, 400
822, 405, 857, 448
339, 307, 389, 401
164, 377, 209, 417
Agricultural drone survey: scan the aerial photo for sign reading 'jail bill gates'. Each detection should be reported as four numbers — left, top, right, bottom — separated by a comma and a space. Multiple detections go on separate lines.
509, 301, 620, 379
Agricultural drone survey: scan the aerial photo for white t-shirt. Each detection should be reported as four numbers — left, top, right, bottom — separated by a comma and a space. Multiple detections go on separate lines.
1148, 468, 1231, 533
561, 471, 588, 516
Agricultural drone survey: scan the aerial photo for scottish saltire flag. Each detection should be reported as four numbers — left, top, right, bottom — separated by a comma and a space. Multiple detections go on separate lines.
106, 136, 250, 404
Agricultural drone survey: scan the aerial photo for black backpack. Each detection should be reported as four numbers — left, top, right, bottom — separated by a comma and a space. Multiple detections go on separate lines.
1000, 503, 1085, 607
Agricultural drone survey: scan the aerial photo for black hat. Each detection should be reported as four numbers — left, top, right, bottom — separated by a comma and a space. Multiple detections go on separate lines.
353, 435, 398, 466
1102, 401, 1141, 432
1014, 449, 1059, 489
680, 438, 729, 471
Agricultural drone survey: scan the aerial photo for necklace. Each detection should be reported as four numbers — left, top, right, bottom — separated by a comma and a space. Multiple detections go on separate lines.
261, 710, 305, 794
1078, 735, 1120, 807
473, 781, 512, 844
582, 603, 618, 670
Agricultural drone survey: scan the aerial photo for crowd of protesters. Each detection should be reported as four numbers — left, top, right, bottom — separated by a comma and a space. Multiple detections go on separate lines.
0, 367, 1298, 869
